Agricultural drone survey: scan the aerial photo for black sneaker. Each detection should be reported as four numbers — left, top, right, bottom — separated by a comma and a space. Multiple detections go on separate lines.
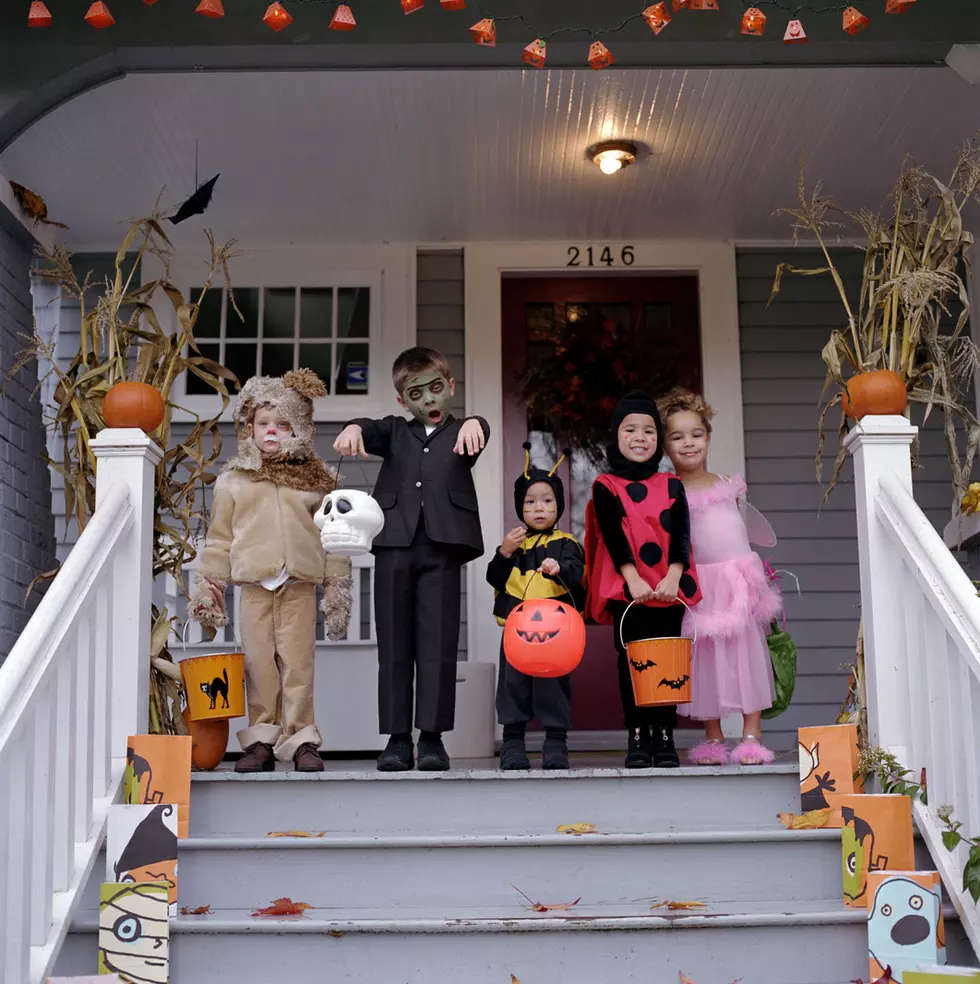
499, 737, 531, 771
235, 741, 275, 773
377, 735, 414, 772
541, 735, 570, 771
652, 726, 680, 769
624, 727, 652, 769
417, 733, 451, 772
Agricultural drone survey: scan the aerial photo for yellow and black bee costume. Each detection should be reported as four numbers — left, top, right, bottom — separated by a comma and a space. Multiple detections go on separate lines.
486, 445, 586, 769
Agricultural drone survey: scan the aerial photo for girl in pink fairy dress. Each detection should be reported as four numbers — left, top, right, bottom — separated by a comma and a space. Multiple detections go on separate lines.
658, 389, 781, 766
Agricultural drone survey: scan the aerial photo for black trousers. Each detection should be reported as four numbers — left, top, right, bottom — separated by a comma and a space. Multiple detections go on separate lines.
373, 524, 464, 735
609, 601, 681, 731
496, 641, 572, 731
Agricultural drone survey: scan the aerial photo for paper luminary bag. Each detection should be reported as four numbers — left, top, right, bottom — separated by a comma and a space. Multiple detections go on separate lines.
840, 794, 915, 908
124, 735, 191, 838
798, 723, 864, 826
99, 882, 169, 983
867, 871, 946, 982
905, 971, 980, 982
47, 978, 121, 983
107, 804, 179, 914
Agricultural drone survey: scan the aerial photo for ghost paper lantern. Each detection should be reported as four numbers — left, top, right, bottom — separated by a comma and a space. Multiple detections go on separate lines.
314, 489, 384, 557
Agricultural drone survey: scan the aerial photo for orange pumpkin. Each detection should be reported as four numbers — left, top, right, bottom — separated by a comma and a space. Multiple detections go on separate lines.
503, 599, 586, 678
102, 381, 165, 432
182, 708, 229, 770
842, 370, 908, 420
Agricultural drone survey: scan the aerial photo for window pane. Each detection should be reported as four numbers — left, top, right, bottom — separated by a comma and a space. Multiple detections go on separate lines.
224, 343, 257, 389
186, 343, 222, 394
337, 287, 370, 339
227, 288, 259, 339
264, 288, 295, 340
298, 344, 333, 392
192, 288, 222, 340
300, 288, 333, 339
334, 342, 370, 395
261, 342, 294, 378
525, 303, 555, 342
644, 303, 672, 332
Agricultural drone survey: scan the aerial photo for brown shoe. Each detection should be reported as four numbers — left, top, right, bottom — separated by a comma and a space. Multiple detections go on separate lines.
294, 742, 324, 773
235, 741, 275, 773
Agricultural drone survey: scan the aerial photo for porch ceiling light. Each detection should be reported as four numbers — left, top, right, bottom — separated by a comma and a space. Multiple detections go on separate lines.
591, 141, 637, 175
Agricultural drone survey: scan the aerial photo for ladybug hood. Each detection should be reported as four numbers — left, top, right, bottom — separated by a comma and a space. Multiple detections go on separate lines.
513, 443, 569, 529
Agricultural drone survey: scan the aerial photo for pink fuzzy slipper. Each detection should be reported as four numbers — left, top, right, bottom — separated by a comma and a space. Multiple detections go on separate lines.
729, 736, 774, 766
688, 740, 729, 766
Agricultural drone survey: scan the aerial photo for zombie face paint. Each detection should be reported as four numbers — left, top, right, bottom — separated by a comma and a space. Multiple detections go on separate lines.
399, 371, 454, 428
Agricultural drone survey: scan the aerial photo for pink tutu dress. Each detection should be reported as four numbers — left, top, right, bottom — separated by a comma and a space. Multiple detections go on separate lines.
681, 475, 780, 721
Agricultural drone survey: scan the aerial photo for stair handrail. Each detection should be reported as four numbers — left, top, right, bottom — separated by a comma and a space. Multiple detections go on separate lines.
847, 415, 980, 958
0, 427, 160, 984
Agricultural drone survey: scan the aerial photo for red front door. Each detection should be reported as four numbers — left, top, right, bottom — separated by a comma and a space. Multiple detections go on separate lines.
501, 275, 702, 735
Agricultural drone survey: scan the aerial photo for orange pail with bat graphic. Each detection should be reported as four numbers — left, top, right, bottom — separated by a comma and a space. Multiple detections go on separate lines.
620, 601, 694, 707
180, 652, 246, 722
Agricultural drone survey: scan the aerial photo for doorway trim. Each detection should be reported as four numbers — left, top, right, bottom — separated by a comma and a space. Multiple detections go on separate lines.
463, 241, 744, 669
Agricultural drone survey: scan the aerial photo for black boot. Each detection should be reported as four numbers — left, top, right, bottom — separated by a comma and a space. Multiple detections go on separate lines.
377, 733, 414, 772
541, 730, 569, 771
499, 737, 530, 771
417, 731, 451, 771
652, 725, 680, 768
624, 726, 652, 769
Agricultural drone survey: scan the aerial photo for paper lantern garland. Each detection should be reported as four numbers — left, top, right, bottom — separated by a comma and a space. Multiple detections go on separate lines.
27, 0, 52, 25
740, 7, 766, 34
195, 0, 224, 19
83, 1, 113, 28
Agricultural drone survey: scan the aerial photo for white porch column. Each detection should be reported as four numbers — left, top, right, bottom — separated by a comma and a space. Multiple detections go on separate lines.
91, 428, 162, 753
844, 414, 917, 754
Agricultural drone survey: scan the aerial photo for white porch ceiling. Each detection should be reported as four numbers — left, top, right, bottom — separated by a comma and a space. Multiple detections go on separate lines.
2, 66, 979, 249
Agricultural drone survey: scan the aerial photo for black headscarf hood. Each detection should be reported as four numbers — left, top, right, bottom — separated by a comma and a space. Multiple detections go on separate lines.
514, 442, 568, 529
605, 389, 664, 481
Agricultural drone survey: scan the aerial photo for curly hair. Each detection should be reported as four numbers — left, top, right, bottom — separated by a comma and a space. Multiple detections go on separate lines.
657, 387, 714, 434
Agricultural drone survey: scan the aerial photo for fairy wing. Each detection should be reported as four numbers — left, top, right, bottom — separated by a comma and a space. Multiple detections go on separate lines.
739, 498, 777, 548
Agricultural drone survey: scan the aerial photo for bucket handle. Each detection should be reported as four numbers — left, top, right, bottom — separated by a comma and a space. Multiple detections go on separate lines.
619, 597, 697, 651
181, 590, 242, 653
516, 537, 580, 612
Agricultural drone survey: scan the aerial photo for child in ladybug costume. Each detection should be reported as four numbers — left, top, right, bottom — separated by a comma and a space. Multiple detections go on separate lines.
585, 391, 702, 768
487, 444, 585, 771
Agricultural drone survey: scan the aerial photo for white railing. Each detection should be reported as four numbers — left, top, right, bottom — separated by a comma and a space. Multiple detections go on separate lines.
0, 428, 159, 984
848, 415, 980, 957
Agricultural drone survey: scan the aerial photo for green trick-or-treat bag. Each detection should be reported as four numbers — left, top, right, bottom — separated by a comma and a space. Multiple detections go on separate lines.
762, 618, 797, 720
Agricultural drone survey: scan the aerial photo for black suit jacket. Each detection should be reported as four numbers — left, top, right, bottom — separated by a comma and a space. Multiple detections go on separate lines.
348, 414, 490, 563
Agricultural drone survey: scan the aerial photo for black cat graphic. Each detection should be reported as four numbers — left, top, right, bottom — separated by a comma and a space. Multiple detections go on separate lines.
201, 668, 230, 710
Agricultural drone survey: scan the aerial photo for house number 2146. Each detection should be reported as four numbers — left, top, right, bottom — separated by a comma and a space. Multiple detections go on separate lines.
567, 246, 635, 267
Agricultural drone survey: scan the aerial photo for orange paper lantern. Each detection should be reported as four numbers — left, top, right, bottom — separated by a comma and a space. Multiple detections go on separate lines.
671, 0, 690, 9
588, 41, 614, 71
688, 0, 719, 8
783, 18, 806, 43
642, 3, 671, 34
842, 6, 869, 33
469, 17, 495, 45
329, 3, 355, 29
440, 0, 465, 7
522, 39, 547, 69
195, 0, 224, 18
740, 7, 765, 35
27, 1, 53, 26
84, 2, 114, 28
885, 0, 915, 11
401, 0, 423, 12
263, 1, 292, 29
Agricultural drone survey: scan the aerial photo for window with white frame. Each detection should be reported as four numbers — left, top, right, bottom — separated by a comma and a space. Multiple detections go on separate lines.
185, 284, 374, 398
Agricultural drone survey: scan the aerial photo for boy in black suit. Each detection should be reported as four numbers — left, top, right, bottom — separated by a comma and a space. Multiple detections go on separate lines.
334, 347, 489, 771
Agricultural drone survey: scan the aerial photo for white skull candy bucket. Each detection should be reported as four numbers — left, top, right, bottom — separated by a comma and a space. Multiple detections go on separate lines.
314, 489, 385, 557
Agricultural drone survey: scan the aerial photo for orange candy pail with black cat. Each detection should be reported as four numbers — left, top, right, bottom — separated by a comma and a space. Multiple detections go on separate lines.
180, 652, 246, 722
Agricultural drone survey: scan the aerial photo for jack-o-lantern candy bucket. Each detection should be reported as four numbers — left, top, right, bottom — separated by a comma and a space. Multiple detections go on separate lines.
180, 652, 246, 722
503, 596, 586, 678
620, 601, 695, 706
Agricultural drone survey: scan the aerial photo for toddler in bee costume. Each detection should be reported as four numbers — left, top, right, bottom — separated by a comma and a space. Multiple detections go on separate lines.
486, 444, 585, 771
190, 369, 353, 773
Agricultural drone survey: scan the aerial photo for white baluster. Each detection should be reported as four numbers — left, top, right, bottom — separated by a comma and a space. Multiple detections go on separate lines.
3, 723, 32, 983
75, 612, 95, 843
31, 680, 55, 947
903, 570, 926, 769
91, 584, 110, 799
52, 648, 77, 893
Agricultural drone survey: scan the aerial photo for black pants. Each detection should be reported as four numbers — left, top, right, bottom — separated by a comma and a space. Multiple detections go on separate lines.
609, 601, 681, 731
496, 641, 572, 731
373, 525, 464, 734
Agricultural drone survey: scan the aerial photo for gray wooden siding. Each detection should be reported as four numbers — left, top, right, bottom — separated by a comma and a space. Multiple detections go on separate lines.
738, 246, 958, 751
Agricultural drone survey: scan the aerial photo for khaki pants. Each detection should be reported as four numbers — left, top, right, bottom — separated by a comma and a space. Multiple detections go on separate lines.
237, 581, 321, 761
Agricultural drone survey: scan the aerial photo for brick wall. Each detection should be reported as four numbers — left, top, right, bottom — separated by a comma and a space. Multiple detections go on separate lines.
0, 205, 56, 661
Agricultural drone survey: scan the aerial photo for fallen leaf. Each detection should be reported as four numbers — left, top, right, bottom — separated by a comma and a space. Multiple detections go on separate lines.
251, 897, 315, 917
512, 885, 582, 912
511, 977, 520, 984
327, 929, 345, 939
651, 899, 710, 911
179, 904, 211, 915
851, 969, 894, 984
557, 822, 596, 835
680, 974, 698, 984
777, 808, 832, 830
266, 830, 327, 838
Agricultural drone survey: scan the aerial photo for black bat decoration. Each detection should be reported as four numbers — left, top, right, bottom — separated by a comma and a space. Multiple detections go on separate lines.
629, 658, 657, 672
169, 174, 219, 225
658, 675, 690, 690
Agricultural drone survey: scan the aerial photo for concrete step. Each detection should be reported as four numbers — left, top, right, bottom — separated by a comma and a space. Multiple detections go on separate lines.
187, 760, 801, 836
56, 900, 975, 984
